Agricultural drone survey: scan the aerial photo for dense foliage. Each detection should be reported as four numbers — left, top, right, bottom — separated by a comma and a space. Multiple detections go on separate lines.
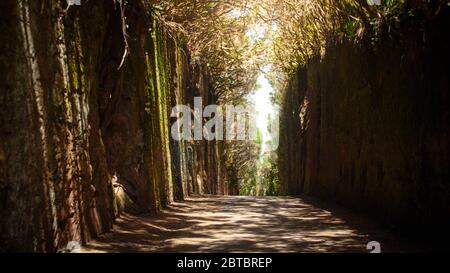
155, 0, 263, 103
266, 0, 449, 80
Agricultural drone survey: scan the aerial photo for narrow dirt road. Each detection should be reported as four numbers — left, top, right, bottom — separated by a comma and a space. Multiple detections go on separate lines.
84, 195, 421, 253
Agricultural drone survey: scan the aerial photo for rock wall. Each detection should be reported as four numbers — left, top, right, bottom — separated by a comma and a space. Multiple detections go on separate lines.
0, 0, 226, 252
279, 10, 450, 242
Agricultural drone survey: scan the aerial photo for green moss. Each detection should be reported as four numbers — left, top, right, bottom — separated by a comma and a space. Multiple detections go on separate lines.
152, 18, 174, 203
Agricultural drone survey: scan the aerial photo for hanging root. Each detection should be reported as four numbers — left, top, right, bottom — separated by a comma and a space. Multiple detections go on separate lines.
117, 0, 129, 70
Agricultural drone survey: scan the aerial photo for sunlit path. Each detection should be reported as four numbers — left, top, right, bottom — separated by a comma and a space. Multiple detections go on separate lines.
84, 196, 420, 253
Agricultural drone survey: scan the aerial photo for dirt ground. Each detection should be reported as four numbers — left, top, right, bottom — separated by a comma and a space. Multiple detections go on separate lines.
83, 195, 423, 253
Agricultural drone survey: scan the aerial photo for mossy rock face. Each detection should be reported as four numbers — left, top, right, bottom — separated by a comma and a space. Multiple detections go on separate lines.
279, 12, 450, 242
0, 0, 226, 252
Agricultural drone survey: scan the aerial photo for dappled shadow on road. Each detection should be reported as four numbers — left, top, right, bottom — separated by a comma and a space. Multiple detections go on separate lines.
84, 195, 419, 253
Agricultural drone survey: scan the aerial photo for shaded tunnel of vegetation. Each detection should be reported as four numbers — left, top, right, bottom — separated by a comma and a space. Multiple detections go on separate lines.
0, 0, 449, 252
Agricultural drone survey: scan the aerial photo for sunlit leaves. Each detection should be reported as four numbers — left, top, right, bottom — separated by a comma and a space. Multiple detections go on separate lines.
257, 0, 412, 80
155, 0, 260, 103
